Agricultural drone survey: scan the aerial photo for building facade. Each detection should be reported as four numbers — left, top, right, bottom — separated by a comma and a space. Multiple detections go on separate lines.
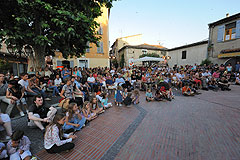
111, 34, 143, 63
52, 7, 110, 69
167, 41, 208, 68
208, 13, 240, 66
118, 43, 167, 66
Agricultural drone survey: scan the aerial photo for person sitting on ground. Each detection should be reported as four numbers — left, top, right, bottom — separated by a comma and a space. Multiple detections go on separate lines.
81, 101, 97, 121
62, 103, 86, 132
0, 142, 8, 159
208, 78, 219, 91
123, 92, 132, 106
44, 114, 77, 154
54, 74, 64, 92
100, 93, 112, 109
90, 97, 104, 115
6, 80, 28, 117
0, 72, 15, 116
132, 89, 140, 104
182, 83, 194, 96
0, 111, 12, 141
47, 77, 60, 97
7, 130, 32, 160
218, 76, 231, 91
87, 73, 97, 92
235, 74, 240, 85
28, 95, 57, 133
146, 89, 154, 102
154, 90, 163, 101
18, 73, 38, 97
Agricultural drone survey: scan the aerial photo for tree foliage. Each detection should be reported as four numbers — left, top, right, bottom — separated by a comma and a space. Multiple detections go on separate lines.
0, 0, 114, 68
139, 53, 160, 58
200, 58, 212, 66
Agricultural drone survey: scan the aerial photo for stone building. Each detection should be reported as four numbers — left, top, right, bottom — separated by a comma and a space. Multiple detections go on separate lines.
167, 40, 208, 68
208, 13, 240, 66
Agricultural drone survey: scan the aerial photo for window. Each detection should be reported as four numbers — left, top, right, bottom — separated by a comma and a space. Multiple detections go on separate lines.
98, 24, 103, 35
86, 42, 90, 53
97, 41, 104, 53
225, 22, 236, 41
182, 51, 186, 59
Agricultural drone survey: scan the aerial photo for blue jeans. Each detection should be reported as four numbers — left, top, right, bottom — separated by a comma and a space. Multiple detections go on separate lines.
63, 116, 86, 131
49, 86, 60, 96
32, 88, 47, 98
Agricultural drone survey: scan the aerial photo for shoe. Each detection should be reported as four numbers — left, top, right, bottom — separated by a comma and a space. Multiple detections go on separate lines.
45, 98, 51, 101
119, 104, 122, 106
26, 110, 29, 114
20, 111, 25, 117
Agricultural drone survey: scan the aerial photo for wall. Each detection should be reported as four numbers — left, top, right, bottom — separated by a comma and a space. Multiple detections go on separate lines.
119, 47, 164, 66
168, 43, 208, 68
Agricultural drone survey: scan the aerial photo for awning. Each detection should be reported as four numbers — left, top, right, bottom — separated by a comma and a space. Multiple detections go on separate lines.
218, 52, 240, 58
133, 56, 164, 62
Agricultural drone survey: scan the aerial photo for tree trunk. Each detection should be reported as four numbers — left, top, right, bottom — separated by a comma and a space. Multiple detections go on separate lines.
34, 45, 46, 70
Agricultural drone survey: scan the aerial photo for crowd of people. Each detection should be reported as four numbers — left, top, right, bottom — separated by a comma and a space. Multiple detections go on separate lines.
0, 61, 239, 159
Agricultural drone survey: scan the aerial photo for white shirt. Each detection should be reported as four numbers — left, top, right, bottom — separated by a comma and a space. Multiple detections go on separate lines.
54, 78, 62, 86
18, 79, 29, 90
87, 77, 95, 83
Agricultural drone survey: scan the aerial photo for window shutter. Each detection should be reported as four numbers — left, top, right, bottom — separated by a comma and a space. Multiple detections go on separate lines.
86, 41, 90, 53
236, 20, 240, 39
70, 61, 74, 68
100, 42, 104, 53
217, 25, 224, 42
57, 60, 62, 66
97, 42, 101, 53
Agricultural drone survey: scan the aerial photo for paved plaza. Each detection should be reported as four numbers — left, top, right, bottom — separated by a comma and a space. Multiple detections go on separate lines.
11, 85, 240, 160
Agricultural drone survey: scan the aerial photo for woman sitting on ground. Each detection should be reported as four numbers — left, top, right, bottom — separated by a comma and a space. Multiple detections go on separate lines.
0, 111, 12, 141
44, 114, 77, 154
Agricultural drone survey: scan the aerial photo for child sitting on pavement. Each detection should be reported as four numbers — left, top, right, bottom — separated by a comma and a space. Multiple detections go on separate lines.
146, 89, 154, 102
63, 103, 86, 132
101, 93, 112, 109
123, 92, 132, 106
132, 89, 140, 104
82, 101, 97, 121
182, 83, 194, 96
7, 130, 32, 160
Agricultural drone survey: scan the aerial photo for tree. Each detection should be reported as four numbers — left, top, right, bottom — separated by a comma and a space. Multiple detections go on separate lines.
200, 58, 212, 66
139, 53, 160, 58
0, 0, 114, 69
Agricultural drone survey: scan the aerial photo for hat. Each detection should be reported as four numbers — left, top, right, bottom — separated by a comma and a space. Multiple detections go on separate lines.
14, 76, 19, 79
9, 80, 17, 85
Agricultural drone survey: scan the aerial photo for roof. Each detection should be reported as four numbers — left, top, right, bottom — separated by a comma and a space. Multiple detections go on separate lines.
208, 13, 240, 27
118, 44, 168, 53
167, 40, 208, 51
118, 34, 142, 39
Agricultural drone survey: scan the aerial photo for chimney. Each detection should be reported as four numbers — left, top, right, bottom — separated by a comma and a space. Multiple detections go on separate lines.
226, 13, 229, 17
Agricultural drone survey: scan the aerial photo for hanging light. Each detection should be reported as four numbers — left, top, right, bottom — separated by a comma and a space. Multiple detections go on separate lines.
24, 45, 33, 56
7, 45, 14, 54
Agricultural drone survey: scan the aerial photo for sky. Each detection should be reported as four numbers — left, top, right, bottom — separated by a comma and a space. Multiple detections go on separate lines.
109, 0, 240, 49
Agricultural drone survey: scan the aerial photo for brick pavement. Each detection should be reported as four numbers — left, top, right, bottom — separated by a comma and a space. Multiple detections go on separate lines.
11, 85, 240, 160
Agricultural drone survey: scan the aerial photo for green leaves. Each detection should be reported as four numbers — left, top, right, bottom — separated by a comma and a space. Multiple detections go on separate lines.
0, 0, 115, 60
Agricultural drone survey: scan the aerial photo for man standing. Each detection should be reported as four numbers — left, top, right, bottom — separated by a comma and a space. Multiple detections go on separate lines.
28, 95, 57, 132
0, 72, 15, 115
